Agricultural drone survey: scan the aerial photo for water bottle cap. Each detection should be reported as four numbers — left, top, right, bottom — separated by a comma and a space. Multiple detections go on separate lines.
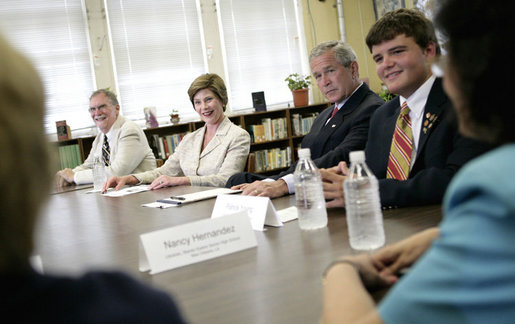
349, 151, 365, 163
298, 148, 311, 159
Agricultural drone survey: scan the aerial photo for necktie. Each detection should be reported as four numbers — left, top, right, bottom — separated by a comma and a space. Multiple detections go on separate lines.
326, 106, 339, 124
102, 135, 110, 166
386, 102, 413, 180
329, 106, 339, 119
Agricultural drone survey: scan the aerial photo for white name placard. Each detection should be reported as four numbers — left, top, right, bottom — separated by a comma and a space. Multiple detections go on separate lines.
139, 211, 256, 275
211, 194, 283, 231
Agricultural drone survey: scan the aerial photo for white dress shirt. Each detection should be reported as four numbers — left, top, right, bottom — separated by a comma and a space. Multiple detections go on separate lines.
400, 75, 436, 168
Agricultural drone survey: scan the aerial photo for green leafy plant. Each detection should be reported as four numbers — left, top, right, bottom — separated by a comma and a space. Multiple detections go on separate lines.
378, 87, 395, 102
284, 73, 311, 90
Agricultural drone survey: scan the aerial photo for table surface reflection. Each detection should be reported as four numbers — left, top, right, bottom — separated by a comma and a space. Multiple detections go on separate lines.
36, 186, 442, 324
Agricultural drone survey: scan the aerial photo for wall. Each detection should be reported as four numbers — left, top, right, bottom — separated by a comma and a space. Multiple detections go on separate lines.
85, 0, 415, 104
301, 0, 415, 102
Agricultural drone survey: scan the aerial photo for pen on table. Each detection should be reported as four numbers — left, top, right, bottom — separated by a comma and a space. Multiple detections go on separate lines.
169, 196, 186, 200
156, 199, 182, 205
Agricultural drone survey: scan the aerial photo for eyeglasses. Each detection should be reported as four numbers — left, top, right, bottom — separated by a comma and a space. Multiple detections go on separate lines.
88, 104, 110, 113
431, 55, 448, 78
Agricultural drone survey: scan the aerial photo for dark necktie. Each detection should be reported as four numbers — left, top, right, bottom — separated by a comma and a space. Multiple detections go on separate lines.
386, 102, 413, 180
102, 135, 110, 166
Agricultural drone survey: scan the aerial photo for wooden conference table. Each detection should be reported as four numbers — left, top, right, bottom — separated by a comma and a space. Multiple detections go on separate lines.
37, 185, 442, 324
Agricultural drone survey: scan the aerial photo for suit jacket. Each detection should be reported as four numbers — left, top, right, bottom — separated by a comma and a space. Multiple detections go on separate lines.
366, 78, 491, 207
135, 117, 250, 187
225, 83, 383, 186
73, 115, 156, 184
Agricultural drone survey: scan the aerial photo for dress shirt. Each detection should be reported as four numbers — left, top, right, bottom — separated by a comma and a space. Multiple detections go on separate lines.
400, 75, 436, 168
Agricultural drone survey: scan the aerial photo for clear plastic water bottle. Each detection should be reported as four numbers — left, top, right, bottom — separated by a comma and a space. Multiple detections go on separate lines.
92, 156, 106, 191
294, 148, 328, 230
344, 151, 385, 250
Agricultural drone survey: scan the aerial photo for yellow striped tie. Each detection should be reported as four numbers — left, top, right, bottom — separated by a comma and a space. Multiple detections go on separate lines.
386, 102, 413, 180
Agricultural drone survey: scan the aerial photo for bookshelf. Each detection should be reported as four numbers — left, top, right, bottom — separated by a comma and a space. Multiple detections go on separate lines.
52, 102, 330, 174
53, 137, 95, 171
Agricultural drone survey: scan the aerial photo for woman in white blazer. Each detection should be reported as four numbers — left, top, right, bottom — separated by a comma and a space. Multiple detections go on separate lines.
103, 74, 250, 190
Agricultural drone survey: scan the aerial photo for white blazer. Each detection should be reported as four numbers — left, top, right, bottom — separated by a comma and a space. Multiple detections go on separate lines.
135, 117, 250, 187
73, 115, 156, 184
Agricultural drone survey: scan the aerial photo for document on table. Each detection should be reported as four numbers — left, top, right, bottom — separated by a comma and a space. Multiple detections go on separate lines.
102, 185, 150, 197
143, 188, 242, 208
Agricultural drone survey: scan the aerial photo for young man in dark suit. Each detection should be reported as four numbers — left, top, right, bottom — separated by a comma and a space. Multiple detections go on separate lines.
322, 9, 490, 208
227, 40, 384, 198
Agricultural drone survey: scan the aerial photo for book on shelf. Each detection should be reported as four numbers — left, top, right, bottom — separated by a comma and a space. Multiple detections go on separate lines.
250, 117, 288, 143
252, 91, 267, 112
291, 114, 301, 136
149, 134, 161, 159
56, 120, 71, 141
149, 133, 187, 161
162, 137, 170, 158
58, 144, 82, 169
301, 113, 318, 135
247, 153, 256, 173
250, 147, 292, 173
250, 124, 266, 143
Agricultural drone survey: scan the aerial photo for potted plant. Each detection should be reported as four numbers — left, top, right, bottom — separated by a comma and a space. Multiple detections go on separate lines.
285, 73, 311, 107
169, 109, 180, 124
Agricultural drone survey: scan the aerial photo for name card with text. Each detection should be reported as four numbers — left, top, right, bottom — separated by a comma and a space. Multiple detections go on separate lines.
139, 211, 257, 275
211, 194, 283, 231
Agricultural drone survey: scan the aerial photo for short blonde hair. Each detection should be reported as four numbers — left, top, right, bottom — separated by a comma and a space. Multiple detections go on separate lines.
0, 34, 51, 270
187, 73, 228, 111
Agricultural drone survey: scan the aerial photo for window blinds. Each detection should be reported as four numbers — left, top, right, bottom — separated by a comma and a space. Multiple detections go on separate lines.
218, 0, 306, 110
0, 0, 96, 133
106, 0, 206, 121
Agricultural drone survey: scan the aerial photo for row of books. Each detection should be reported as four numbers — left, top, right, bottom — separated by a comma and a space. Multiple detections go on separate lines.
291, 113, 319, 136
149, 133, 187, 160
249, 117, 288, 143
247, 146, 292, 173
58, 144, 82, 169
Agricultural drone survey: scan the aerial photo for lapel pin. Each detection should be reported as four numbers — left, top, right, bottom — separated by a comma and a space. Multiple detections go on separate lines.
423, 113, 438, 134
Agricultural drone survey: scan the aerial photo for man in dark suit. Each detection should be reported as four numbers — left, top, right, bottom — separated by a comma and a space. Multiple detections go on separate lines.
322, 9, 490, 208
226, 40, 384, 198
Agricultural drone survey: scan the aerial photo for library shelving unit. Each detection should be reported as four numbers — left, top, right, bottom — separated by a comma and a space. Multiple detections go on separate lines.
53, 136, 95, 171
52, 102, 330, 173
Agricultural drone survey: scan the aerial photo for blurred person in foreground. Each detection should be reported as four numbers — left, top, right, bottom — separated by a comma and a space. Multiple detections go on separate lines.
103, 73, 250, 192
0, 34, 186, 322
55, 89, 156, 187
321, 0, 515, 323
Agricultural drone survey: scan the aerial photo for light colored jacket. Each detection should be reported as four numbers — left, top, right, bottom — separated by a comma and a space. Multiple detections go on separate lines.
73, 115, 156, 184
134, 117, 250, 187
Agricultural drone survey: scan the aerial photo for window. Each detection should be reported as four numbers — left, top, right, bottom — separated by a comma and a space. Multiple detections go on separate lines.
0, 0, 96, 133
106, 0, 206, 121
218, 0, 307, 110
0, 0, 309, 133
